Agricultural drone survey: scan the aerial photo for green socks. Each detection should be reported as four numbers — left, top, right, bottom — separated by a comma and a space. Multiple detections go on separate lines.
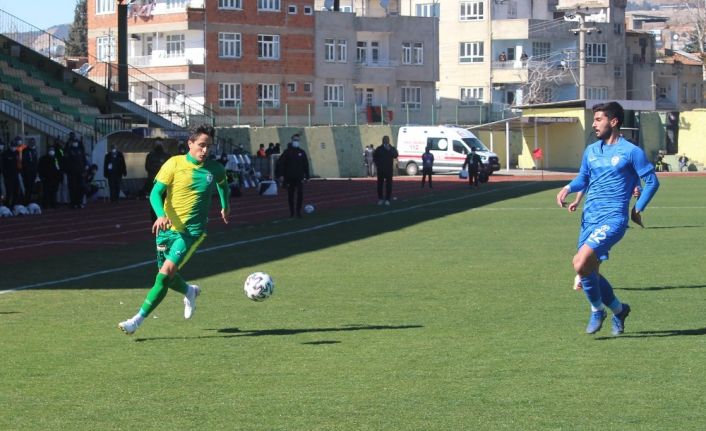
139, 272, 190, 317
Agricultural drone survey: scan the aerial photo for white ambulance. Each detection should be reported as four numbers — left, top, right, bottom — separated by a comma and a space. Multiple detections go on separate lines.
396, 125, 500, 176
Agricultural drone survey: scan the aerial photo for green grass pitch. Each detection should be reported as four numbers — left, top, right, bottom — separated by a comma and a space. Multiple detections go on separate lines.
1, 177, 705, 430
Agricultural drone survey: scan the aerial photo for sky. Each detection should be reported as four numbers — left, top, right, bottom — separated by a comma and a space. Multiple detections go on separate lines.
0, 0, 78, 29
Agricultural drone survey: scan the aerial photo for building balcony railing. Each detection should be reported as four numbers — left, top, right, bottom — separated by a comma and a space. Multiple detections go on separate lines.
355, 59, 398, 68
128, 53, 203, 68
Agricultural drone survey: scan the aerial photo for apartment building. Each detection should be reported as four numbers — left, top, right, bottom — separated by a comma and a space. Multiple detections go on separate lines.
86, 0, 437, 127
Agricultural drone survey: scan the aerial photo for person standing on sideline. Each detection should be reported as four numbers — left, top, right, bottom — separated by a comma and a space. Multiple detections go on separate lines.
420, 145, 434, 188
19, 137, 39, 205
462, 147, 483, 188
38, 145, 63, 209
556, 101, 659, 336
103, 144, 127, 203
118, 124, 230, 335
364, 144, 375, 177
0, 138, 20, 207
63, 136, 87, 208
373, 136, 399, 206
144, 139, 170, 221
277, 134, 310, 218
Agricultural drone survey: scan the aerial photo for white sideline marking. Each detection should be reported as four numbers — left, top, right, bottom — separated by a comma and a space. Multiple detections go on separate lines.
0, 182, 573, 294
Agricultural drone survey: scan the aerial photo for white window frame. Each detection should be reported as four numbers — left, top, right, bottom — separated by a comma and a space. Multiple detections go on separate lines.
258, 0, 281, 11
219, 32, 242, 58
96, 0, 115, 15
459, 42, 484, 63
336, 39, 347, 62
288, 4, 297, 14
258, 83, 281, 108
166, 84, 185, 105
303, 82, 313, 93
460, 87, 484, 105
258, 35, 281, 60
219, 83, 242, 108
587, 87, 608, 100
218, 0, 243, 9
325, 39, 347, 63
459, 1, 484, 21
166, 34, 185, 57
586, 43, 607, 64
402, 42, 423, 65
532, 41, 550, 60
401, 87, 421, 111
166, 0, 187, 9
416, 3, 440, 17
304, 5, 313, 14
357, 41, 367, 63
324, 85, 345, 107
287, 82, 297, 93
96, 35, 115, 61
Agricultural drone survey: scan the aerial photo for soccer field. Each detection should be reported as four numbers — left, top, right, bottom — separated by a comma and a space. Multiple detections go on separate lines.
1, 176, 705, 430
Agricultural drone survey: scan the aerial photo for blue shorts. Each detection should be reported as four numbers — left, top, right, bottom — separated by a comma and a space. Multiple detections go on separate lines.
577, 220, 627, 262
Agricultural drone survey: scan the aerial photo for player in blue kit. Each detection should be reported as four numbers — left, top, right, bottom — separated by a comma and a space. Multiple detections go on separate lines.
556, 102, 659, 335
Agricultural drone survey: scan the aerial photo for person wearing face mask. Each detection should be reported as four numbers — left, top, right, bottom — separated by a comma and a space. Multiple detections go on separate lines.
19, 137, 39, 205
1, 138, 20, 207
372, 135, 399, 206
104, 144, 127, 203
63, 135, 87, 208
276, 134, 310, 218
38, 145, 63, 209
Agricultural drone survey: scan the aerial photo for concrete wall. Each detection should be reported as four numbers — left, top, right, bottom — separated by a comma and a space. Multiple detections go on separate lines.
677, 109, 706, 166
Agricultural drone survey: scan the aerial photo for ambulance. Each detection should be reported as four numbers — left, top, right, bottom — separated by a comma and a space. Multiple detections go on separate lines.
396, 125, 500, 176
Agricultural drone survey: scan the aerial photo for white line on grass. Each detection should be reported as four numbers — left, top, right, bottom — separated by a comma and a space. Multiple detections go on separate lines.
0, 182, 559, 295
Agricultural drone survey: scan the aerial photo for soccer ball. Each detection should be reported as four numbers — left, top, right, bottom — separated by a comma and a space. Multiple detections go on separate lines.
303, 204, 315, 214
244, 272, 275, 301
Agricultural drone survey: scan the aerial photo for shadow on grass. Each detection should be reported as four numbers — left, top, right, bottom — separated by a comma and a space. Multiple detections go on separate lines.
617, 284, 706, 291
596, 327, 706, 340
301, 340, 341, 345
643, 225, 704, 230
133, 323, 423, 343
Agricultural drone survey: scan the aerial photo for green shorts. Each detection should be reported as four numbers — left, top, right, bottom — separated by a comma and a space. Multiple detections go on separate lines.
155, 229, 206, 270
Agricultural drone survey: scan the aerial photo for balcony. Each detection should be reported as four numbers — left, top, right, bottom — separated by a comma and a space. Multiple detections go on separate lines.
128, 51, 204, 68
355, 59, 397, 84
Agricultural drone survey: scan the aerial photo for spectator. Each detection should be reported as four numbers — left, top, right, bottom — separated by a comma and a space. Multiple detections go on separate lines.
277, 134, 310, 218
18, 137, 39, 204
256, 144, 267, 158
273, 143, 281, 154
0, 138, 4, 200
177, 141, 188, 155
498, 51, 507, 62
520, 52, 528, 65
678, 154, 689, 172
421, 145, 434, 188
84, 164, 100, 200
462, 147, 483, 188
104, 144, 127, 203
372, 136, 398, 206
144, 139, 169, 195
38, 145, 63, 209
63, 134, 87, 208
265, 142, 275, 157
1, 138, 20, 207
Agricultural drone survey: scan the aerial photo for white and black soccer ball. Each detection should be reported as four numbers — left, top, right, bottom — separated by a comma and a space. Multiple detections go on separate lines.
12, 205, 29, 216
244, 272, 275, 302
0, 206, 13, 217
303, 204, 315, 214
27, 203, 42, 215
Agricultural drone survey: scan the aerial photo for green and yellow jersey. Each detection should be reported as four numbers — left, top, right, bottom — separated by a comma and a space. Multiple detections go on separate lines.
152, 153, 229, 236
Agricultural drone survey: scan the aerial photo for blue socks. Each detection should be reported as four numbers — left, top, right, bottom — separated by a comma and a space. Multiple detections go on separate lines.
582, 271, 623, 314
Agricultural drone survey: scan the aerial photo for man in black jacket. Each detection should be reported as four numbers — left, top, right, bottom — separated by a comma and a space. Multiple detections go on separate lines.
103, 144, 127, 203
462, 147, 483, 188
38, 145, 63, 209
277, 134, 310, 218
1, 138, 20, 207
372, 135, 399, 206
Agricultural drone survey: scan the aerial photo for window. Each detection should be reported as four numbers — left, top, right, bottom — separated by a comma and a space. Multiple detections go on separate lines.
303, 82, 313, 93
288, 4, 297, 14
681, 83, 688, 103
357, 41, 367, 63
459, 42, 484, 63
532, 41, 550, 60
324, 85, 344, 107
258, 35, 280, 59
166, 34, 185, 57
460, 87, 484, 105
692, 84, 699, 104
166, 84, 185, 104
402, 42, 423, 65
96, 0, 115, 14
416, 3, 440, 17
219, 83, 242, 108
96, 36, 115, 61
304, 5, 313, 14
587, 87, 608, 100
287, 82, 297, 93
325, 39, 347, 63
460, 1, 484, 21
401, 87, 421, 110
586, 43, 607, 63
258, 84, 280, 108
219, 33, 242, 58
218, 0, 243, 9
507, 1, 517, 18
614, 65, 623, 78
258, 0, 281, 11
166, 0, 187, 9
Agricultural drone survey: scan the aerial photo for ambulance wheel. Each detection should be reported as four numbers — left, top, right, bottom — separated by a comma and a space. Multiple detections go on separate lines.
405, 162, 419, 176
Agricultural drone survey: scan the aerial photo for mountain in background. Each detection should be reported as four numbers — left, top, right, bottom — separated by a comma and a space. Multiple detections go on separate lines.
45, 24, 70, 39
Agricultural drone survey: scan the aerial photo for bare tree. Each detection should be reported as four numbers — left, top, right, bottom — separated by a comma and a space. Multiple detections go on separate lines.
518, 55, 573, 104
684, 0, 706, 54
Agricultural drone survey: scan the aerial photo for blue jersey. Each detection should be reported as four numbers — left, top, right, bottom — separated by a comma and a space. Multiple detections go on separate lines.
570, 137, 654, 226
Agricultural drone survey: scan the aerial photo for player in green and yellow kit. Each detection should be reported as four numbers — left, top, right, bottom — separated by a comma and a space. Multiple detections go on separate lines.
119, 124, 230, 335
